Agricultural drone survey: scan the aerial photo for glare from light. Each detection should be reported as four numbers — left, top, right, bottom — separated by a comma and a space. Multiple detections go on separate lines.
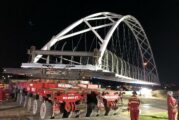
143, 62, 148, 66
140, 87, 152, 98
143, 104, 151, 108
8, 75, 11, 78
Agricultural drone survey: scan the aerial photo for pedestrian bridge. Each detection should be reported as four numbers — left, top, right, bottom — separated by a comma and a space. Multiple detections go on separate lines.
20, 12, 160, 85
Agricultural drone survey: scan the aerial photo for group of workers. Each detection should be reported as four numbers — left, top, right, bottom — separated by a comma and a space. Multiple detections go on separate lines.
127, 90, 179, 120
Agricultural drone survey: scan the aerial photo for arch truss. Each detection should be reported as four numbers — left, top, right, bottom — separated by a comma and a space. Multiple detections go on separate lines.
23, 12, 160, 85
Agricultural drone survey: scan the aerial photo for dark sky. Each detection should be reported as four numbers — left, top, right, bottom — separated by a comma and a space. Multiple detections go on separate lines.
0, 0, 179, 85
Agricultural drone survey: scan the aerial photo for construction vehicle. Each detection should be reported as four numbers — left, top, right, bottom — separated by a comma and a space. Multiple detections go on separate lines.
10, 78, 122, 119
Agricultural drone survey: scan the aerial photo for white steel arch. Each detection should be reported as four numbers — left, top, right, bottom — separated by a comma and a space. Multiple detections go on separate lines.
98, 15, 159, 83
32, 12, 159, 84
33, 12, 118, 62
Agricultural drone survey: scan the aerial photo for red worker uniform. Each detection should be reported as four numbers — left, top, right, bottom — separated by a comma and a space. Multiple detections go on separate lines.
128, 91, 140, 120
167, 91, 177, 120
174, 90, 179, 120
0, 83, 5, 102
176, 90, 179, 120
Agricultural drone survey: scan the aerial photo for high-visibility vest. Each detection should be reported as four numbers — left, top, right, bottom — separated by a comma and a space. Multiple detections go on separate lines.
167, 96, 177, 112
128, 95, 140, 110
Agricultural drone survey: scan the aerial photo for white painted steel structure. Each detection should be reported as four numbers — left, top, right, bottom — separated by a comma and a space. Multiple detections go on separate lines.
24, 12, 159, 85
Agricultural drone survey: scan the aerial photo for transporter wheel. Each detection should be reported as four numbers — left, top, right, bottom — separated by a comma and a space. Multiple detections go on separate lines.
27, 97, 33, 112
32, 99, 41, 115
13, 88, 18, 101
23, 95, 28, 108
19, 93, 24, 106
40, 101, 52, 120
16, 93, 20, 103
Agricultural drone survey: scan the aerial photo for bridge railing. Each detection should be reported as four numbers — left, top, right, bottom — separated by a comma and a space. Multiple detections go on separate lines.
101, 50, 158, 83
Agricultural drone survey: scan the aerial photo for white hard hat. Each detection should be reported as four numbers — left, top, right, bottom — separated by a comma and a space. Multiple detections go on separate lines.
167, 91, 173, 96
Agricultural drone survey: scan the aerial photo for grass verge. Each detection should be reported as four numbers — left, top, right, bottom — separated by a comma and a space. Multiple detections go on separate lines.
140, 112, 167, 120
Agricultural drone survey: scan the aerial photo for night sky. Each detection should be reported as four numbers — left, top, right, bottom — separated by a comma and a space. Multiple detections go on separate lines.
0, 0, 179, 85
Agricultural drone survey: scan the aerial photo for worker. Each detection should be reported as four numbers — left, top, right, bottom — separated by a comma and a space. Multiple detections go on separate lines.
117, 86, 125, 104
167, 91, 177, 120
128, 91, 140, 120
86, 91, 98, 117
175, 90, 179, 120
119, 87, 125, 104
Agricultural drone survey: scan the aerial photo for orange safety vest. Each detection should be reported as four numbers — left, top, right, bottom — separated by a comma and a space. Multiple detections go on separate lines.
128, 95, 140, 110
167, 96, 177, 112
